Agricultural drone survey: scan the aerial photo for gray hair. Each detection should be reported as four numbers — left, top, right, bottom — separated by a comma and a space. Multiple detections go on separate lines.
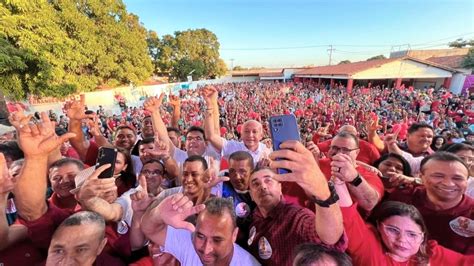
204, 197, 237, 228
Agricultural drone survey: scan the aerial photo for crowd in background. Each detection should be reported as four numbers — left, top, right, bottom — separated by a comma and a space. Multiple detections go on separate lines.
0, 80, 473, 266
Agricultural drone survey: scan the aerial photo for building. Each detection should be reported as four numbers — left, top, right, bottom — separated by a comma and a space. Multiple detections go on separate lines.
293, 57, 458, 92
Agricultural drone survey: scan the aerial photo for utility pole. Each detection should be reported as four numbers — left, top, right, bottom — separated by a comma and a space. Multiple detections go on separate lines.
230, 58, 234, 71
327, 45, 335, 66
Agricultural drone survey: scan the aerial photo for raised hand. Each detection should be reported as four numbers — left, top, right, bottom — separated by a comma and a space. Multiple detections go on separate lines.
87, 113, 102, 137
330, 153, 359, 182
155, 193, 206, 232
204, 157, 229, 188
269, 141, 329, 199
143, 93, 165, 113
169, 95, 181, 109
9, 111, 76, 158
201, 86, 218, 105
131, 173, 154, 213
75, 164, 117, 202
306, 141, 322, 161
63, 95, 94, 121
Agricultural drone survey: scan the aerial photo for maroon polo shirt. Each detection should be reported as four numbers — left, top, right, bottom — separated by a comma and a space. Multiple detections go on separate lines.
18, 202, 130, 265
248, 200, 347, 266
388, 187, 474, 255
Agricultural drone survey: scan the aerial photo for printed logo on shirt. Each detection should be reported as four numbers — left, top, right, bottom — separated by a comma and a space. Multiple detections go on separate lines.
248, 226, 256, 246
258, 237, 272, 260
449, 216, 474, 238
235, 202, 250, 218
117, 220, 129, 235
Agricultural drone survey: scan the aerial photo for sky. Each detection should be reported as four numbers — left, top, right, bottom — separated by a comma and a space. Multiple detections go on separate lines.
123, 0, 474, 68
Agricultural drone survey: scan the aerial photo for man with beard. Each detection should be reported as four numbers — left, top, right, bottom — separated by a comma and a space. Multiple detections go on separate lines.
203, 87, 271, 165
141, 195, 260, 265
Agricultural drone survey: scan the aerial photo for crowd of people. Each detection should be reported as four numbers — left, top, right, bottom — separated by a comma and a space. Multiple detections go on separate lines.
0, 80, 473, 266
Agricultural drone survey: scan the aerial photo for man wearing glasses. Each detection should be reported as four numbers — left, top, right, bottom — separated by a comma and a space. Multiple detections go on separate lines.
283, 132, 384, 213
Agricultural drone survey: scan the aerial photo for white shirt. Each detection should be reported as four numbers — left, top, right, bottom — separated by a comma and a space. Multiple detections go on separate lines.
221, 138, 271, 166
164, 226, 260, 266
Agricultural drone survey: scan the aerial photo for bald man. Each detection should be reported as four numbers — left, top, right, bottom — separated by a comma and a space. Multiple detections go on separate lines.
203, 87, 271, 165
315, 125, 380, 165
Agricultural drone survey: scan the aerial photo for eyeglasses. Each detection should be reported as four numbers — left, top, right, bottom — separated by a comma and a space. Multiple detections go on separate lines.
141, 170, 163, 176
380, 223, 424, 244
329, 145, 359, 154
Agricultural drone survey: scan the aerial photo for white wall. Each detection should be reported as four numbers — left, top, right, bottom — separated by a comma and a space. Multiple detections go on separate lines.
353, 59, 453, 79
450, 73, 467, 94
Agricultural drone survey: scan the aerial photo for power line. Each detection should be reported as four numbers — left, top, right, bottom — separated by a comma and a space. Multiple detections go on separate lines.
220, 32, 474, 51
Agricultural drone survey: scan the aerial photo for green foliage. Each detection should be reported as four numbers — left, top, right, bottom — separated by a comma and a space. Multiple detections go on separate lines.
448, 38, 474, 48
147, 28, 227, 81
338, 60, 351, 65
366, 55, 386, 61
461, 47, 474, 69
0, 0, 153, 100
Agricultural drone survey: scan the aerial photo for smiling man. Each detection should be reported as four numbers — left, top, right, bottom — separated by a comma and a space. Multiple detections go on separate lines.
388, 152, 474, 254
141, 194, 260, 265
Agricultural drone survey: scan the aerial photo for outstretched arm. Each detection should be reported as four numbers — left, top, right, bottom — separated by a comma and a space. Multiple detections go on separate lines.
270, 141, 343, 245
144, 94, 175, 155
202, 87, 224, 152
9, 111, 75, 221
64, 95, 95, 161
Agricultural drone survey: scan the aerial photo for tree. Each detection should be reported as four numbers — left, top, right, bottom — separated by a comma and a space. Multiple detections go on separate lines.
232, 66, 246, 71
366, 55, 386, 61
0, 0, 153, 100
462, 47, 474, 69
147, 28, 227, 81
338, 60, 351, 65
448, 38, 474, 48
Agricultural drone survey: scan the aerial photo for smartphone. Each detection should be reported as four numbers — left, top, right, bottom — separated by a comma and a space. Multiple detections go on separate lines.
269, 114, 301, 174
96, 147, 118, 178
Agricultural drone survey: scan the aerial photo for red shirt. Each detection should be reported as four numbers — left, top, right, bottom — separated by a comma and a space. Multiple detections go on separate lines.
282, 158, 385, 211
341, 203, 474, 266
0, 237, 43, 265
388, 187, 474, 255
18, 203, 130, 265
317, 139, 381, 165
248, 201, 347, 266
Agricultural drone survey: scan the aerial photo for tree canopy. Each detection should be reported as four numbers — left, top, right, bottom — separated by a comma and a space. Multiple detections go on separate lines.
147, 28, 227, 82
366, 55, 386, 61
0, 0, 153, 100
448, 38, 474, 48
338, 60, 351, 65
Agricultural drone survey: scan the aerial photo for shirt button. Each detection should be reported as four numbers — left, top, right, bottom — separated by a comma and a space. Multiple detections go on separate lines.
25, 253, 31, 257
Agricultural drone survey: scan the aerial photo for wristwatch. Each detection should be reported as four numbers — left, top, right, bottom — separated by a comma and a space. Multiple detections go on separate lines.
349, 174, 363, 187
310, 182, 340, 208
